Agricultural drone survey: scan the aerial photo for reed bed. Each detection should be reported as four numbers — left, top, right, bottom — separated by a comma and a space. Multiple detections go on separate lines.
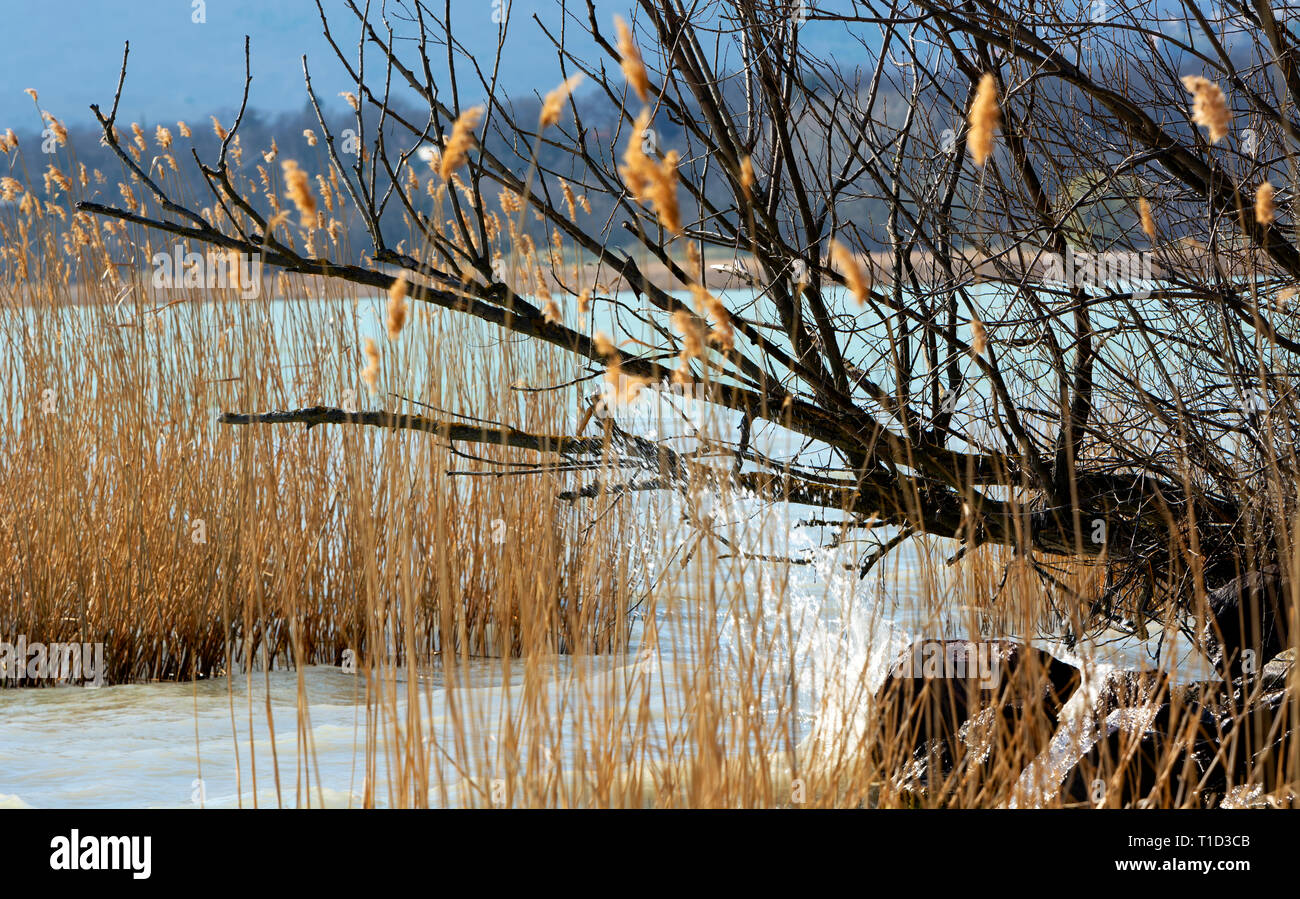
0, 206, 641, 684
1, 118, 1294, 810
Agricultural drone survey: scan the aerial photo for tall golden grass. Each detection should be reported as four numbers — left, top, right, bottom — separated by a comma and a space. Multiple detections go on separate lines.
0, 116, 1293, 809
0, 176, 640, 686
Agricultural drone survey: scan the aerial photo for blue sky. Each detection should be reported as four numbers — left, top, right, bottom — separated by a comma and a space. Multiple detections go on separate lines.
0, 0, 626, 129
0, 1, 880, 132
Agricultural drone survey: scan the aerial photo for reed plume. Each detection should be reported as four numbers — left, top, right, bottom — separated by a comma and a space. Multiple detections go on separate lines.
971, 318, 987, 357
387, 274, 410, 339
1182, 75, 1231, 143
620, 111, 655, 198
1256, 181, 1276, 225
615, 16, 651, 104
540, 74, 584, 129
672, 309, 706, 359
671, 307, 705, 385
362, 337, 381, 393
691, 285, 734, 351
968, 73, 1000, 167
281, 159, 317, 227
740, 156, 755, 202
43, 114, 68, 147
594, 331, 618, 360
441, 106, 484, 182
829, 240, 871, 305
648, 151, 681, 234
561, 179, 578, 220
594, 331, 646, 404
620, 110, 681, 234
1139, 197, 1157, 240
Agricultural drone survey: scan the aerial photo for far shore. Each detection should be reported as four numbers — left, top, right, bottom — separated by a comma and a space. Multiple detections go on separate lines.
14, 239, 1266, 309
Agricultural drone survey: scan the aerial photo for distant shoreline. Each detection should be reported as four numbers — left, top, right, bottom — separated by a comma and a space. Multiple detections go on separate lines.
17, 241, 1274, 310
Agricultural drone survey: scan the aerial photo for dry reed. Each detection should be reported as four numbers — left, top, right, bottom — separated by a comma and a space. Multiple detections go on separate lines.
1, 102, 1292, 812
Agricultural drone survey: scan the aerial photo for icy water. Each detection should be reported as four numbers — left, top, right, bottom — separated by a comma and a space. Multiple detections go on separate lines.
0, 496, 910, 808
0, 285, 1216, 807
0, 534, 1211, 809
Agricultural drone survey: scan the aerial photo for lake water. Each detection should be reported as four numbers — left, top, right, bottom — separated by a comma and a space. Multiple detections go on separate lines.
0, 514, 1210, 808
0, 286, 1216, 807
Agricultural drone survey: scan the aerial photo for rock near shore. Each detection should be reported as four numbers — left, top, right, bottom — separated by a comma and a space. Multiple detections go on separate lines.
1059, 648, 1295, 807
1203, 566, 1289, 680
869, 639, 1081, 802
